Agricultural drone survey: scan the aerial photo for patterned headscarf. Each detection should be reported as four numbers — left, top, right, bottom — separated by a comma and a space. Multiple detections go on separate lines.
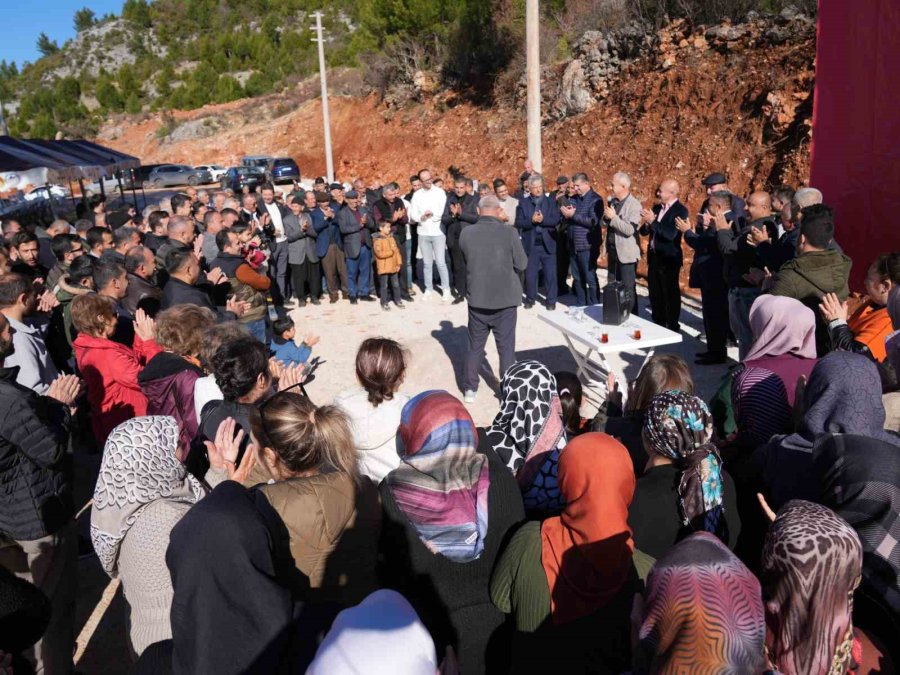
642, 391, 727, 540
731, 365, 792, 447
761, 500, 862, 675
486, 361, 566, 513
387, 391, 490, 563
91, 416, 206, 577
780, 351, 900, 454
638, 532, 766, 673
814, 433, 900, 625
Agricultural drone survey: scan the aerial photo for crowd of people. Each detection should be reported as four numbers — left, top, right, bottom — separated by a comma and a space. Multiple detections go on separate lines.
0, 158, 898, 675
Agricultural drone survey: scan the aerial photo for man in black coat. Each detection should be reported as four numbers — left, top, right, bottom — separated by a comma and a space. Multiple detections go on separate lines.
639, 179, 688, 331
160, 248, 246, 321
372, 182, 414, 301
0, 313, 81, 674
441, 177, 480, 304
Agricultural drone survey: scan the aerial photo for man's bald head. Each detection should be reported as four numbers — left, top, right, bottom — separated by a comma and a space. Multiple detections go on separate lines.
659, 179, 680, 203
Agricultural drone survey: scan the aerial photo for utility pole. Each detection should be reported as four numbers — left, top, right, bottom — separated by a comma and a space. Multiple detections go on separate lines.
525, 0, 542, 173
311, 12, 334, 183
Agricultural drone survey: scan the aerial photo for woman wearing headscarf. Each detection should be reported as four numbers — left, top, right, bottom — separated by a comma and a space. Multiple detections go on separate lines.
814, 433, 900, 655
133, 480, 307, 675
491, 433, 650, 673
91, 417, 207, 655
379, 391, 524, 674
722, 296, 819, 449
633, 531, 766, 673
486, 361, 569, 514
761, 499, 893, 675
757, 351, 900, 510
308, 590, 438, 675
628, 391, 739, 559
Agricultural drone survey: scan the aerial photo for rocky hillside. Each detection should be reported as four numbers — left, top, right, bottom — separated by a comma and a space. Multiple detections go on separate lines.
98, 8, 815, 213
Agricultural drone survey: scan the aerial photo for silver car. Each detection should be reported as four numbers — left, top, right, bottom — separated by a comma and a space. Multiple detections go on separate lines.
146, 164, 213, 188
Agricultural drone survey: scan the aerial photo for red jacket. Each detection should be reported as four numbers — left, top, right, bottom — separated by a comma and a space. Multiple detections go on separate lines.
73, 333, 162, 445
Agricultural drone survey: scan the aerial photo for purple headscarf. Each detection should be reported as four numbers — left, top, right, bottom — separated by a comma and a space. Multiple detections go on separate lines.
743, 295, 817, 363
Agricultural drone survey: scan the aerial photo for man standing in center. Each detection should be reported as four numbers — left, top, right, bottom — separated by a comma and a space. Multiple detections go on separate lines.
561, 172, 602, 306
408, 169, 450, 302
459, 196, 528, 403
640, 179, 688, 331
258, 183, 290, 306
441, 177, 480, 304
516, 174, 560, 310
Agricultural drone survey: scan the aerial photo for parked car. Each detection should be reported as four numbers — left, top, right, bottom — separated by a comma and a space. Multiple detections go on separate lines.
220, 166, 266, 193
241, 155, 273, 169
268, 157, 300, 184
145, 165, 213, 188
121, 164, 164, 189
194, 164, 228, 182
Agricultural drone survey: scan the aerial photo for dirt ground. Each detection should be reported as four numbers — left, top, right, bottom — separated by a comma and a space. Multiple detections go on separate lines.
71, 265, 736, 673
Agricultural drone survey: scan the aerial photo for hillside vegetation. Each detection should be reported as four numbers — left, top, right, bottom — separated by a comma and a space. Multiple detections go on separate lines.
1, 0, 814, 140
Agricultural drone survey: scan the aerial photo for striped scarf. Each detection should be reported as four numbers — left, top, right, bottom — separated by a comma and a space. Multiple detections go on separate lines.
386, 391, 490, 562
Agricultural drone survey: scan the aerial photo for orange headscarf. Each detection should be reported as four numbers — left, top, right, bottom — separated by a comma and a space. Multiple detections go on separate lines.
540, 432, 636, 624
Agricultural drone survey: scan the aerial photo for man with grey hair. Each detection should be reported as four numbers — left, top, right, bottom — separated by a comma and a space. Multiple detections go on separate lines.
372, 182, 414, 301
753, 186, 823, 273
459, 195, 528, 403
601, 171, 642, 314
515, 173, 560, 309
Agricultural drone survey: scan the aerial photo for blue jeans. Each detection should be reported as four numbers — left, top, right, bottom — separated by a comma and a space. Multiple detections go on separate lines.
345, 246, 371, 298
418, 234, 449, 292
569, 249, 598, 305
404, 238, 413, 289
244, 318, 267, 344
525, 247, 558, 304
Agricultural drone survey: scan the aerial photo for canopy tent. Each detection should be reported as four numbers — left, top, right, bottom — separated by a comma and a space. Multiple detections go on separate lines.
0, 136, 86, 186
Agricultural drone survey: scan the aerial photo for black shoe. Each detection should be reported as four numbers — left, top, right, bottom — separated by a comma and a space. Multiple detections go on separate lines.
547, 303, 556, 311
311, 298, 321, 305
695, 354, 727, 365
298, 300, 307, 308
452, 296, 465, 305
524, 301, 535, 309
350, 297, 358, 305
395, 300, 405, 309
402, 294, 414, 302
381, 303, 391, 311
329, 296, 338, 304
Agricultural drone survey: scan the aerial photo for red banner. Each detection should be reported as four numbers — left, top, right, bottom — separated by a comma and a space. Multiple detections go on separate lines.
810, 0, 900, 291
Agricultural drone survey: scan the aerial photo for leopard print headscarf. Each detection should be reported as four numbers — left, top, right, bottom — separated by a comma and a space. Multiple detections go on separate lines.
91, 416, 206, 577
761, 500, 862, 675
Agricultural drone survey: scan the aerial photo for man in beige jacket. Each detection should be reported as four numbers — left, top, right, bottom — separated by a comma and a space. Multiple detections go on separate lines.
600, 171, 642, 313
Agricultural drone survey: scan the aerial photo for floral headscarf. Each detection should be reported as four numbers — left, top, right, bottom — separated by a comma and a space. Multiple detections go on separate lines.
642, 391, 727, 541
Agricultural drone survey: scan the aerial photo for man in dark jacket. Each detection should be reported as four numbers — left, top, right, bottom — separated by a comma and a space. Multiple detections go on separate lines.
160, 248, 245, 321
10, 232, 49, 283
516, 174, 561, 310
561, 173, 602, 306
312, 193, 347, 303
442, 177, 480, 304
122, 245, 162, 316
210, 230, 271, 342
283, 193, 320, 307
770, 205, 851, 356
640, 179, 688, 331
337, 191, 376, 304
0, 313, 81, 674
459, 196, 528, 402
373, 182, 414, 301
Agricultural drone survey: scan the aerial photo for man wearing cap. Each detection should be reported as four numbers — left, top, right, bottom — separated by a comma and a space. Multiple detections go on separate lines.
338, 190, 375, 304
313, 177, 327, 195
699, 172, 747, 220
459, 195, 528, 403
516, 173, 561, 310
312, 190, 348, 303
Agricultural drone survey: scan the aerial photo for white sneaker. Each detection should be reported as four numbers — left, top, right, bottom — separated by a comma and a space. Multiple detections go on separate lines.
463, 390, 477, 403
442, 291, 452, 304
423, 289, 434, 300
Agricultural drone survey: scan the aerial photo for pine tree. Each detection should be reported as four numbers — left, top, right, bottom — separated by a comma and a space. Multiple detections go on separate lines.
36, 33, 60, 57
73, 7, 97, 32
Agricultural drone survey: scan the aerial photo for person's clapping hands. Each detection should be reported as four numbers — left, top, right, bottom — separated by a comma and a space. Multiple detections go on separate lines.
205, 417, 257, 483
134, 308, 156, 341
819, 292, 849, 323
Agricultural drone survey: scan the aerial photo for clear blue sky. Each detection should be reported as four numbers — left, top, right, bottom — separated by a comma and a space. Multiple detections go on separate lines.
0, 0, 125, 68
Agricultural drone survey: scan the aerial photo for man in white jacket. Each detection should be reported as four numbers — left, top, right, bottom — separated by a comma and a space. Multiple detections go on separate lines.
408, 169, 451, 302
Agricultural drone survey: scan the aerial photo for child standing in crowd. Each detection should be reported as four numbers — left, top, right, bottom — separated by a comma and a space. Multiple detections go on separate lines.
270, 316, 318, 368
373, 220, 404, 311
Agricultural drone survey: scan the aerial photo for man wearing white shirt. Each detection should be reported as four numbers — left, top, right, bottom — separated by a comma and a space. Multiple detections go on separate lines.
408, 169, 451, 302
259, 183, 290, 305
494, 179, 519, 225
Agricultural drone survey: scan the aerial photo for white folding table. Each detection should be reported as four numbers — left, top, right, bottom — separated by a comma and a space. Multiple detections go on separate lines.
539, 305, 682, 398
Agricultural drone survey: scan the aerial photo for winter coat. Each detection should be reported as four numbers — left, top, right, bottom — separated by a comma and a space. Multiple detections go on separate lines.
372, 233, 403, 276
0, 366, 72, 541
333, 388, 410, 483
73, 333, 162, 445
337, 205, 374, 260
138, 352, 204, 461
258, 471, 381, 608
122, 273, 162, 317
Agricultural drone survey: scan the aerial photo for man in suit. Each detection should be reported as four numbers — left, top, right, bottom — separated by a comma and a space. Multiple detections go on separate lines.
601, 171, 642, 315
257, 183, 290, 306
441, 177, 480, 304
561, 172, 602, 306
283, 192, 320, 307
311, 192, 347, 303
516, 174, 561, 310
337, 190, 376, 304
640, 179, 688, 331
